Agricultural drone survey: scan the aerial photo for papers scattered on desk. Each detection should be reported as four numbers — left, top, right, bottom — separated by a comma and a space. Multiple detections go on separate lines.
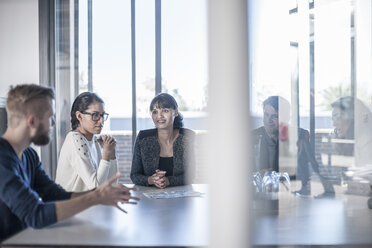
143, 190, 203, 199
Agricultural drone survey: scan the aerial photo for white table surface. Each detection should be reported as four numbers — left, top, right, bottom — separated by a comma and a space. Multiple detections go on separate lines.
251, 183, 372, 247
2, 184, 208, 247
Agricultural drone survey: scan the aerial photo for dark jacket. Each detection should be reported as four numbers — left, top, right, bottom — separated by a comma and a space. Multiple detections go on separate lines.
130, 128, 196, 186
252, 126, 318, 183
252, 126, 279, 172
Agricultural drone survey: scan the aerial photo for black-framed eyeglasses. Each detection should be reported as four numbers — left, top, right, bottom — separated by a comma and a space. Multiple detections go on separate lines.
82, 112, 109, 121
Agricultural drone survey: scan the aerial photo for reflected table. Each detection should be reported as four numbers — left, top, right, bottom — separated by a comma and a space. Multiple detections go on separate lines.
252, 184, 372, 247
2, 184, 208, 247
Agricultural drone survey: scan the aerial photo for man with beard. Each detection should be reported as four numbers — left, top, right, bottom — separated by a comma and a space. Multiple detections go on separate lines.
252, 96, 280, 172
0, 84, 139, 241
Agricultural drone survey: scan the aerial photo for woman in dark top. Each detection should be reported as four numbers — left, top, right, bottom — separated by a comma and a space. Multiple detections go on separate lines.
130, 93, 195, 188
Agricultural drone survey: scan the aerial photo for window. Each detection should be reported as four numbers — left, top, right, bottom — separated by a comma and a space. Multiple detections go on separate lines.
162, 0, 208, 130
135, 0, 156, 131
54, 0, 208, 183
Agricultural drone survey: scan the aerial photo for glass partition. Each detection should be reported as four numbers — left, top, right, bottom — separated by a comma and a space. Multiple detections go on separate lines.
250, 0, 372, 245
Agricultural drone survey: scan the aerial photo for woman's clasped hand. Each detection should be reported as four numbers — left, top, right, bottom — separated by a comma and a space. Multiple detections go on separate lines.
148, 169, 169, 189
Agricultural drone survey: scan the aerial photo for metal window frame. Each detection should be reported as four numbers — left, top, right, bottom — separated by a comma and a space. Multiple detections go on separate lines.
155, 0, 162, 95
54, 0, 79, 178
70, 0, 140, 147
309, 40, 315, 151
39, 0, 79, 179
43, 0, 164, 156
307, 1, 355, 152
39, 0, 57, 178
88, 0, 93, 92
74, 0, 80, 95
79, 0, 162, 147
131, 0, 137, 146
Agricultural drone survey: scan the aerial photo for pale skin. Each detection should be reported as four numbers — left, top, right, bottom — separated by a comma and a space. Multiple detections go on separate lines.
2, 97, 139, 222
75, 101, 116, 161
258, 103, 280, 174
263, 104, 279, 142
147, 105, 179, 189
332, 107, 352, 138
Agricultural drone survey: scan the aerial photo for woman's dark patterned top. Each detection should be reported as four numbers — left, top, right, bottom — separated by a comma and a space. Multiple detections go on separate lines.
130, 128, 196, 186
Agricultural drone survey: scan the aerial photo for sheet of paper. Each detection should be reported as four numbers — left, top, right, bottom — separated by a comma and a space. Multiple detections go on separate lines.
143, 190, 203, 199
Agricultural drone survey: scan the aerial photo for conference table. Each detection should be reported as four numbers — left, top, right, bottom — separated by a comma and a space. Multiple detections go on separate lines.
2, 184, 209, 248
2, 182, 372, 247
251, 182, 372, 247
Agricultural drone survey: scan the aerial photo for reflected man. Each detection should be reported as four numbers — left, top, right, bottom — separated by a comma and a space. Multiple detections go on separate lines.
252, 96, 334, 197
252, 96, 280, 172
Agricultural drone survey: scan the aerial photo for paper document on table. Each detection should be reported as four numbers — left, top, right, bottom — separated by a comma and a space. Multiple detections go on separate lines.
143, 190, 203, 199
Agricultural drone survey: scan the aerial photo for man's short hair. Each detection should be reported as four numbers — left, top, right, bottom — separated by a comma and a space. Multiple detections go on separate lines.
6, 84, 55, 121
263, 96, 291, 122
263, 96, 278, 112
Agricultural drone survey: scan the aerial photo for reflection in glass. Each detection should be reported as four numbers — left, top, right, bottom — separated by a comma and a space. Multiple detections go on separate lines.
251, 96, 334, 196
249, 0, 372, 245
250, 0, 372, 196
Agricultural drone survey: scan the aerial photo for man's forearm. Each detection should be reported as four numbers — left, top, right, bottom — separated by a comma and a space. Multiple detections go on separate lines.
55, 174, 137, 222
55, 190, 98, 222
70, 188, 96, 199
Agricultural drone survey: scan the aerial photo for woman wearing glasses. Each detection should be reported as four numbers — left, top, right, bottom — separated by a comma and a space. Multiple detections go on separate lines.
56, 92, 118, 191
130, 93, 195, 188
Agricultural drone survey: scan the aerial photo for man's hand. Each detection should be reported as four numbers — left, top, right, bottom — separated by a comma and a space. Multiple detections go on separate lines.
56, 174, 139, 222
95, 173, 140, 212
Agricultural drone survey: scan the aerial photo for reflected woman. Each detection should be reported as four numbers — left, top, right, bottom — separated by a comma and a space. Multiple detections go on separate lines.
331, 96, 372, 167
56, 92, 118, 191
331, 97, 354, 139
130, 93, 195, 188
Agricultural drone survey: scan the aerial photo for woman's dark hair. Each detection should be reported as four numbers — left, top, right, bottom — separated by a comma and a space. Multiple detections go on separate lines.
331, 96, 354, 120
150, 93, 184, 129
71, 92, 104, 130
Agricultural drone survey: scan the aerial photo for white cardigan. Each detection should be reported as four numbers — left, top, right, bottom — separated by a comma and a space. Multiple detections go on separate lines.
56, 131, 118, 192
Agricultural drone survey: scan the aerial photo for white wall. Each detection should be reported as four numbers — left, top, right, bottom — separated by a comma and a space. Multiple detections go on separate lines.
0, 0, 39, 98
